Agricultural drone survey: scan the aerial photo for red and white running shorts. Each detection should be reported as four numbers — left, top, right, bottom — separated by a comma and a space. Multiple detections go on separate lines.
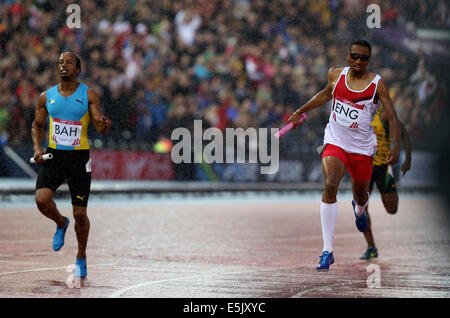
322, 144, 373, 183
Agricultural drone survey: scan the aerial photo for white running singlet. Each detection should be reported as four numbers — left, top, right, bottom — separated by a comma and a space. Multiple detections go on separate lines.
323, 67, 381, 156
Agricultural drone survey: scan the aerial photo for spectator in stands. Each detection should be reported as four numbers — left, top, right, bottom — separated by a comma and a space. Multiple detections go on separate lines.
0, 0, 447, 162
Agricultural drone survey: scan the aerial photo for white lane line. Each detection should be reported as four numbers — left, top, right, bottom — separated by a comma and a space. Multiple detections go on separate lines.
291, 280, 364, 297
0, 251, 68, 258
0, 263, 116, 277
0, 260, 47, 265
0, 239, 50, 243
110, 273, 221, 298
109, 265, 305, 298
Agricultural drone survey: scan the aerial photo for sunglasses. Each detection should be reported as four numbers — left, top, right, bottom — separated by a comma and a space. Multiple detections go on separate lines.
350, 52, 370, 61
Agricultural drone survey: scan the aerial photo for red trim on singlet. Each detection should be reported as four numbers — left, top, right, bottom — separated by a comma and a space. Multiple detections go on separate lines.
333, 73, 377, 104
351, 95, 375, 103
335, 96, 364, 110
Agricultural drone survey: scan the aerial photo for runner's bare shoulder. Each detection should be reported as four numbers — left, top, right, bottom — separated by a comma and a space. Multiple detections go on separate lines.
328, 67, 344, 85
367, 71, 378, 80
36, 91, 47, 110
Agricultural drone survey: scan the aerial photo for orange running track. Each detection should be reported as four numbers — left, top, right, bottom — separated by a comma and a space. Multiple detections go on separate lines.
0, 192, 449, 298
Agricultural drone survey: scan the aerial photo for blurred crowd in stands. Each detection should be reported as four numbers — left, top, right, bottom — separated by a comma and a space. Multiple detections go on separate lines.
0, 0, 448, 158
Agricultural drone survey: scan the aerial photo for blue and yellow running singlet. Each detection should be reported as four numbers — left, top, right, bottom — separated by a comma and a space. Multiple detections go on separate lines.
46, 83, 90, 150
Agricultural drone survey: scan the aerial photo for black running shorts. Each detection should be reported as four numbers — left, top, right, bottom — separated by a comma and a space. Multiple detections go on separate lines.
369, 164, 397, 194
36, 148, 91, 207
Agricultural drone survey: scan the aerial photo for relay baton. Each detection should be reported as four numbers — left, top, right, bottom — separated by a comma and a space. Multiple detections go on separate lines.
274, 113, 308, 139
30, 153, 53, 164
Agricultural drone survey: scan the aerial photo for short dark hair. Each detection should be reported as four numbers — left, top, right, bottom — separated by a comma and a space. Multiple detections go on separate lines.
350, 40, 371, 56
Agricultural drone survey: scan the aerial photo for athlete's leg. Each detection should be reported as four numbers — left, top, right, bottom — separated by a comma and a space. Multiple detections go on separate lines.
362, 165, 385, 249
381, 192, 398, 214
351, 178, 370, 212
66, 151, 91, 270
35, 188, 67, 228
350, 180, 371, 236
35, 152, 67, 228
348, 152, 373, 234
320, 155, 347, 252
379, 165, 399, 214
362, 182, 376, 248
359, 202, 378, 259
73, 205, 90, 259
348, 152, 373, 217
316, 155, 347, 270
36, 187, 70, 251
363, 204, 376, 247
322, 156, 347, 203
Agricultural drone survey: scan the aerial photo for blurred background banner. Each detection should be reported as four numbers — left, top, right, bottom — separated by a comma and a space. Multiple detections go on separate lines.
90, 150, 174, 180
373, 27, 450, 67
0, 0, 448, 190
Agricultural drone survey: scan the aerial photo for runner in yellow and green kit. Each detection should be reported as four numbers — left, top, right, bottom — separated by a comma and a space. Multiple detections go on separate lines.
360, 104, 412, 259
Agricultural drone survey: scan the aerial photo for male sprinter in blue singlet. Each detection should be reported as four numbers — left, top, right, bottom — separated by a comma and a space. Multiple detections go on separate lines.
31, 52, 111, 281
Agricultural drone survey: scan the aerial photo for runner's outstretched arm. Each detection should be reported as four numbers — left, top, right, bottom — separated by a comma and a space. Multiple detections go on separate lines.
288, 68, 341, 128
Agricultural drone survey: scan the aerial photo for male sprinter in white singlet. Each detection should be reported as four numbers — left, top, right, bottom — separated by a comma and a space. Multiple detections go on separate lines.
31, 52, 111, 281
288, 40, 400, 271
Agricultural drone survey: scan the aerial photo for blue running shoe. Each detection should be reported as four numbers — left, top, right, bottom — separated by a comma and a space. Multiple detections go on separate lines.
53, 217, 69, 251
316, 251, 334, 271
352, 200, 368, 232
360, 246, 378, 260
74, 258, 87, 278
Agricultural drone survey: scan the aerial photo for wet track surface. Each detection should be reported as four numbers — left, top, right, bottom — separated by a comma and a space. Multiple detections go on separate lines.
0, 192, 449, 298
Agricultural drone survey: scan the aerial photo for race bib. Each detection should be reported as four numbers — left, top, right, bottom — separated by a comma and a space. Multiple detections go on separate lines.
51, 118, 83, 147
332, 97, 365, 128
